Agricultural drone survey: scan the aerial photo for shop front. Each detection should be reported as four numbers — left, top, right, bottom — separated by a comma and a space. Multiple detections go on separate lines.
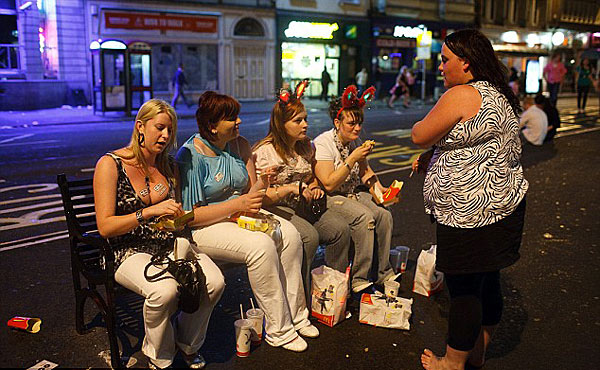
277, 13, 370, 98
371, 17, 471, 98
87, 2, 275, 102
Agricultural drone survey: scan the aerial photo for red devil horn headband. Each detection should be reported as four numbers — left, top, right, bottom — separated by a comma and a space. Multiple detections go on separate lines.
336, 85, 377, 120
279, 79, 310, 105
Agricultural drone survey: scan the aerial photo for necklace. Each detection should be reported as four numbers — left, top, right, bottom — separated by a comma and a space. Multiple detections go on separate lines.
137, 166, 167, 202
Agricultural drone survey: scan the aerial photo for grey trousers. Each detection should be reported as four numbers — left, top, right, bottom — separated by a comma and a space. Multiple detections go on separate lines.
327, 192, 395, 290
267, 202, 351, 303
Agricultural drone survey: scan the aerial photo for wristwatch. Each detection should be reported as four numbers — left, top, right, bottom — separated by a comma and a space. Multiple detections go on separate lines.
136, 209, 145, 224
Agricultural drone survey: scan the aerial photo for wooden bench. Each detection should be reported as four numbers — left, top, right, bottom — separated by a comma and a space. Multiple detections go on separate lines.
57, 174, 240, 368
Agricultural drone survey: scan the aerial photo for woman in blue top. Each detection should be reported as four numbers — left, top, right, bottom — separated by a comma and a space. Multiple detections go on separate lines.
575, 58, 595, 114
176, 91, 318, 352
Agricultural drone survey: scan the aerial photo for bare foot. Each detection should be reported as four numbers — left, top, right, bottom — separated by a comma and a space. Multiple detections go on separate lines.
421, 349, 463, 370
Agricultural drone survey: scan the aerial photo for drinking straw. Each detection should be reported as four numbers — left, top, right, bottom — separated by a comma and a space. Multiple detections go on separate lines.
250, 298, 255, 310
240, 304, 244, 319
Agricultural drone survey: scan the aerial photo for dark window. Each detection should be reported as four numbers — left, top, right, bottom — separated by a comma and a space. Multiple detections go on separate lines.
234, 18, 265, 37
0, 14, 17, 44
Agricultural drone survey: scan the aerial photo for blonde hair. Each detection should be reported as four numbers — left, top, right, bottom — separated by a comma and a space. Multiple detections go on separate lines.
120, 99, 178, 185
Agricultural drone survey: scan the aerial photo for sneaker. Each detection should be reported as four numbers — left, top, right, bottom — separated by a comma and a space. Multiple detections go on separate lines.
281, 336, 308, 352
298, 324, 320, 338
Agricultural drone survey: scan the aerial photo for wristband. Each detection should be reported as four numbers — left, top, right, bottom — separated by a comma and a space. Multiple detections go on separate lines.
344, 161, 352, 171
136, 209, 145, 224
274, 186, 281, 201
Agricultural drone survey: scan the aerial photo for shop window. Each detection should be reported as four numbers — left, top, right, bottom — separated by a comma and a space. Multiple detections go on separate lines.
0, 13, 19, 71
234, 18, 265, 37
152, 43, 218, 92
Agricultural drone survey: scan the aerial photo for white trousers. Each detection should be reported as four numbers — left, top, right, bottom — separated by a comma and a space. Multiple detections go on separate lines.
115, 237, 225, 368
191, 212, 310, 347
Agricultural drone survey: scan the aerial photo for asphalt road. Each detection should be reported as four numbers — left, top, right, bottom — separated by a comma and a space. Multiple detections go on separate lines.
0, 101, 599, 369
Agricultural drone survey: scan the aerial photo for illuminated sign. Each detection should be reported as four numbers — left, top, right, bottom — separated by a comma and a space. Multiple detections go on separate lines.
104, 11, 218, 33
284, 21, 339, 39
416, 30, 432, 47
393, 25, 426, 39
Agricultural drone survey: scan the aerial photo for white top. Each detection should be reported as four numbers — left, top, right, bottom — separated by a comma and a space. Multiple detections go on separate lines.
253, 142, 312, 186
356, 70, 368, 85
423, 81, 529, 228
519, 105, 548, 146
314, 128, 362, 194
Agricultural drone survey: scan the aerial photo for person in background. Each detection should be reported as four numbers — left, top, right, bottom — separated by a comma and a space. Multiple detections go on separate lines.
535, 94, 560, 142
321, 67, 332, 101
575, 58, 595, 114
411, 29, 528, 370
356, 68, 368, 96
253, 82, 352, 304
543, 53, 567, 107
509, 67, 520, 97
93, 99, 224, 369
171, 63, 192, 109
388, 66, 410, 109
520, 96, 548, 146
314, 85, 400, 295
177, 91, 319, 353
374, 66, 383, 100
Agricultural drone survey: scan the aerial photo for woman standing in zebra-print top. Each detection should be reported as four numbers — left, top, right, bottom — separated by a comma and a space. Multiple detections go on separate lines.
411, 29, 528, 370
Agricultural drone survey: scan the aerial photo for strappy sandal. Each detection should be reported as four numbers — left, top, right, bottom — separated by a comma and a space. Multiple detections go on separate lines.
182, 352, 206, 369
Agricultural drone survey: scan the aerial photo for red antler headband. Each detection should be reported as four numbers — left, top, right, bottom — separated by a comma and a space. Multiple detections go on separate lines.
335, 85, 376, 120
279, 79, 310, 105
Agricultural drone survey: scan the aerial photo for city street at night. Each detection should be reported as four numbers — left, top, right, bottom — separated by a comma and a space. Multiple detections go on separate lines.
1, 97, 599, 369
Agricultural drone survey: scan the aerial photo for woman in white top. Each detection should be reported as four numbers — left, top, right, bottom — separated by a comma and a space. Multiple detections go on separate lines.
411, 29, 528, 370
253, 82, 352, 304
314, 85, 400, 293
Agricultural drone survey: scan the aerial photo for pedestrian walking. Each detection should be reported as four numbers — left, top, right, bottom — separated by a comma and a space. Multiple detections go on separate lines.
388, 66, 410, 109
321, 67, 332, 101
355, 68, 368, 95
171, 63, 192, 109
543, 53, 567, 107
575, 58, 595, 114
411, 29, 528, 370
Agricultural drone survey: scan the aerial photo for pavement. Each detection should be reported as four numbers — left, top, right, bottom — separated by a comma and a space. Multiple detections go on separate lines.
0, 92, 598, 129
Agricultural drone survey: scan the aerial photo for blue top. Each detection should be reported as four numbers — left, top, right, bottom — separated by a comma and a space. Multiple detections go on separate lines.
176, 134, 249, 211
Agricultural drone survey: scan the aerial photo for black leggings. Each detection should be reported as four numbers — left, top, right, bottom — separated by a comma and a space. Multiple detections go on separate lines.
577, 85, 590, 110
444, 271, 503, 351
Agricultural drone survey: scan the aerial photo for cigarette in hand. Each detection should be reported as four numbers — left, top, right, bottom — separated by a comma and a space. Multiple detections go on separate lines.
409, 169, 414, 178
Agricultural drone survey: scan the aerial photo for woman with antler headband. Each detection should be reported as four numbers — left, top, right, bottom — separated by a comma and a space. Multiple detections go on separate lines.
253, 80, 353, 303
176, 91, 319, 353
313, 85, 400, 294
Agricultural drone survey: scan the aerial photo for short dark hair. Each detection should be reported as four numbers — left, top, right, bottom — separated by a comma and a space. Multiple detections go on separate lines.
534, 94, 546, 106
444, 29, 521, 116
195, 91, 241, 141
328, 96, 364, 124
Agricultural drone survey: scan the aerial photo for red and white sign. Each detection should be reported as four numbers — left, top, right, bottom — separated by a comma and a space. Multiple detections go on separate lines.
104, 11, 218, 33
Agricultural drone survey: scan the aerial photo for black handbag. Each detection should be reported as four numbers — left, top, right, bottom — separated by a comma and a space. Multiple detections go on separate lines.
296, 182, 327, 224
144, 249, 207, 314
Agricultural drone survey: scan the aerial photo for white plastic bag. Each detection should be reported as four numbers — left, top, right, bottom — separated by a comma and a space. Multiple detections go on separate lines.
359, 292, 413, 330
412, 245, 444, 297
311, 265, 350, 327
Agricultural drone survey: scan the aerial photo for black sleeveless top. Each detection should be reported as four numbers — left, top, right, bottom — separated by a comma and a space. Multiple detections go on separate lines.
105, 153, 176, 270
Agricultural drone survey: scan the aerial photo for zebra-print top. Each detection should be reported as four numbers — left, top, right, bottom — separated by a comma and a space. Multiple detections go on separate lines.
423, 80, 528, 228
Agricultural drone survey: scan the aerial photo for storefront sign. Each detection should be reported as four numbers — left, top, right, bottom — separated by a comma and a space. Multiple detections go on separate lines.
376, 38, 415, 48
393, 25, 427, 39
284, 21, 339, 39
104, 11, 218, 33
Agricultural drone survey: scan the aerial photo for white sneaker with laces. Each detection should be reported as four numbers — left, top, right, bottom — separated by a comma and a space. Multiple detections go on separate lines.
298, 324, 320, 338
281, 336, 308, 352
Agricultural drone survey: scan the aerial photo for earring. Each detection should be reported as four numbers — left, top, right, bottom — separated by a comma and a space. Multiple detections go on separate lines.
138, 133, 145, 147
211, 129, 218, 134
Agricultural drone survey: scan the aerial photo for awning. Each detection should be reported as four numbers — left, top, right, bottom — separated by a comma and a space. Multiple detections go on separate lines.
493, 44, 549, 57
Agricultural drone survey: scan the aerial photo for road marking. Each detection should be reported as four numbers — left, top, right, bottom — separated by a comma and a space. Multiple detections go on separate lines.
0, 232, 69, 252
0, 140, 58, 147
555, 125, 600, 138
375, 165, 412, 176
0, 134, 33, 144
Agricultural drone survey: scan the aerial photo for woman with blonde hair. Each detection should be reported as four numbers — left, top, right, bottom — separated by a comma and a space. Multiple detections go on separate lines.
93, 99, 225, 369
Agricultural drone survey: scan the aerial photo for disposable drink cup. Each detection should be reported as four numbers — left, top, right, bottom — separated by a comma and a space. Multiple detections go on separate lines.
395, 246, 410, 273
234, 319, 252, 357
384, 281, 400, 297
246, 308, 264, 345
389, 249, 400, 274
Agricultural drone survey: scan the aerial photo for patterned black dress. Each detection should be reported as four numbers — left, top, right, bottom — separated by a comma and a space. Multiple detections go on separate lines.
105, 153, 176, 270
